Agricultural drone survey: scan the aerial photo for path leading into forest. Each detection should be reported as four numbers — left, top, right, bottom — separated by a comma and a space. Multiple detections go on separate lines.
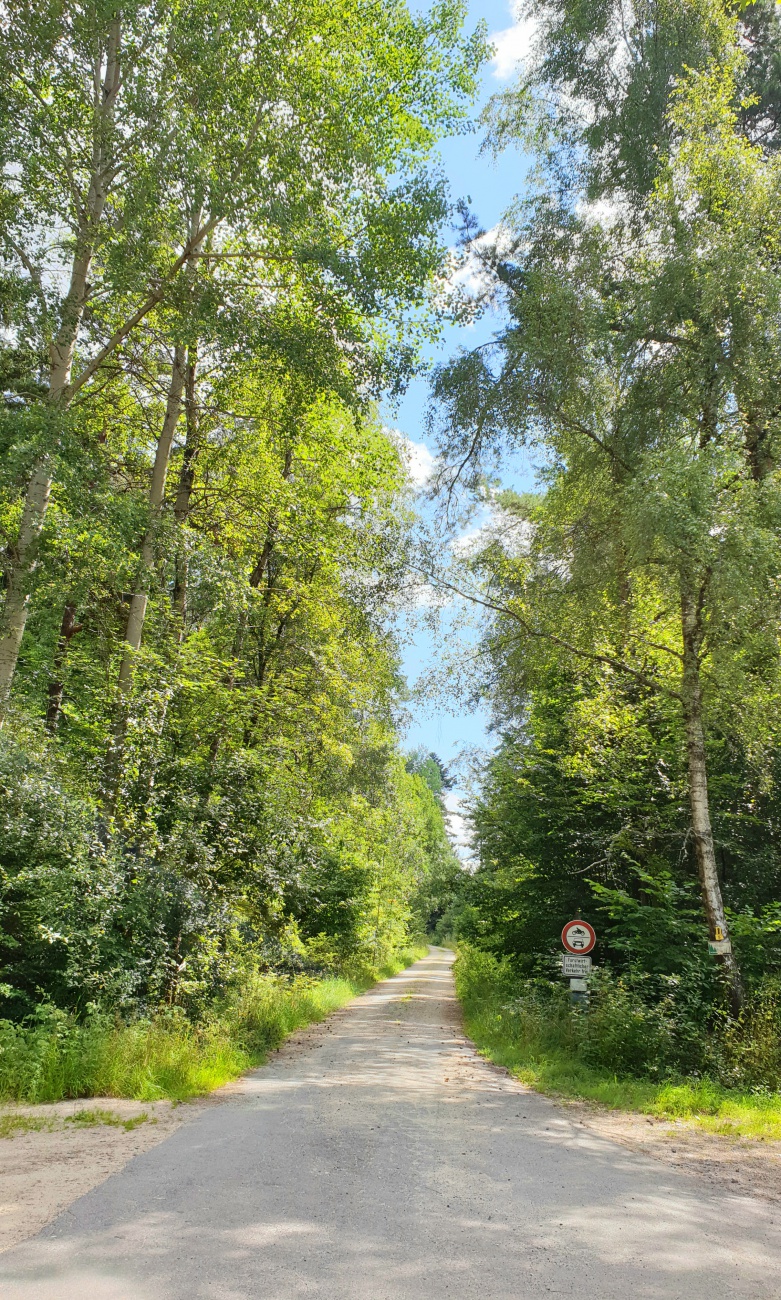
2, 948, 780, 1299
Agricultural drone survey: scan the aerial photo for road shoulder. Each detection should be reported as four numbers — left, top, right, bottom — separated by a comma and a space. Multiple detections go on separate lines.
559, 1099, 781, 1203
0, 1098, 199, 1251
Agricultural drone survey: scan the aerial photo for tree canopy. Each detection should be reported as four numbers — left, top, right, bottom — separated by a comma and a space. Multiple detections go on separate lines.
430, 0, 781, 1028
0, 0, 475, 1019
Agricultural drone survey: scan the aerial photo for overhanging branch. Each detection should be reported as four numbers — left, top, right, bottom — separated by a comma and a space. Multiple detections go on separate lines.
414, 567, 683, 701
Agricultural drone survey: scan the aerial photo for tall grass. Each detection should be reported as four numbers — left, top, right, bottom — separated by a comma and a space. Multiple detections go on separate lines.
0, 944, 428, 1104
454, 945, 781, 1140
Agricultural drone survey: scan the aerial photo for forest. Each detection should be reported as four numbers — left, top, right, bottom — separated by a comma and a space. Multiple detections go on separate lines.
0, 0, 472, 1098
436, 0, 781, 1109
2, 0, 781, 1112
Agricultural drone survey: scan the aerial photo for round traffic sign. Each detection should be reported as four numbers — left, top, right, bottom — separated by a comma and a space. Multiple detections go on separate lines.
561, 919, 596, 954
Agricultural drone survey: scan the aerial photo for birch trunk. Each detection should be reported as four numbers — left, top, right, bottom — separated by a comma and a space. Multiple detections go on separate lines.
0, 459, 55, 709
0, 21, 121, 719
171, 349, 200, 628
680, 584, 744, 1014
117, 344, 187, 696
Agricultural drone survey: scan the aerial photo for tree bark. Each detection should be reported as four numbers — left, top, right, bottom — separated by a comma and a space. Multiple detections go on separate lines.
0, 20, 121, 720
0, 458, 55, 710
116, 345, 187, 696
171, 348, 199, 627
208, 442, 295, 762
45, 602, 83, 732
743, 409, 774, 482
104, 346, 186, 804
680, 582, 744, 1014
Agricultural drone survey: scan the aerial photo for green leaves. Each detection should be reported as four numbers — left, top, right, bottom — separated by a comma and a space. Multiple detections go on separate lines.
433, 2, 781, 1012
0, 0, 483, 1016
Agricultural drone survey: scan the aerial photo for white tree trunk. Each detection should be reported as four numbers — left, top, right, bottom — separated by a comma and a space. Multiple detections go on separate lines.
680, 585, 743, 1013
171, 349, 199, 627
104, 345, 186, 808
0, 459, 54, 707
117, 345, 187, 694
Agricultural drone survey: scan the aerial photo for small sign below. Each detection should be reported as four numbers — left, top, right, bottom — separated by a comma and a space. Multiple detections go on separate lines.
569, 978, 588, 992
708, 938, 732, 955
562, 954, 592, 977
561, 919, 596, 954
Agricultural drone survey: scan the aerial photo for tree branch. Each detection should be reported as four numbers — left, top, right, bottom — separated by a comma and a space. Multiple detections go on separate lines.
415, 567, 683, 700
64, 215, 220, 402
2, 234, 50, 328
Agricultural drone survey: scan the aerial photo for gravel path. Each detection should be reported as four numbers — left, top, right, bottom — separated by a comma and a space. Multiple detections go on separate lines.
2, 947, 780, 1299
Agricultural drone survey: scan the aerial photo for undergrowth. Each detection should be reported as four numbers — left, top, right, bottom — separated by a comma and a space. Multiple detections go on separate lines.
454, 945, 781, 1140
0, 944, 427, 1104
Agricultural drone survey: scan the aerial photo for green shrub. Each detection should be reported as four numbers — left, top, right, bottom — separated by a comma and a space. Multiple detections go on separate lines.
454, 942, 781, 1099
454, 945, 517, 1008
0, 945, 428, 1103
583, 973, 675, 1076
718, 980, 781, 1090
453, 943, 781, 1135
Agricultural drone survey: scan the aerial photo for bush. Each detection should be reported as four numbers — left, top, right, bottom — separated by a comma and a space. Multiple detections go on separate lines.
454, 945, 517, 1008
0, 946, 428, 1103
718, 980, 781, 1090
454, 943, 781, 1093
583, 973, 675, 1076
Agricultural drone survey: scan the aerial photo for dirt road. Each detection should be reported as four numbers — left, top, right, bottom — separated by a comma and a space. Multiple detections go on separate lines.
2, 948, 780, 1298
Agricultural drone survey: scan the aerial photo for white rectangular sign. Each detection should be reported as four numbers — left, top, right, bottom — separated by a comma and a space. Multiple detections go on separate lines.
569, 978, 588, 992
562, 954, 592, 977
708, 939, 732, 955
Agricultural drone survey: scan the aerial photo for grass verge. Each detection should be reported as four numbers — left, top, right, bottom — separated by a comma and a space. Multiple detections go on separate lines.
0, 942, 428, 1105
455, 948, 781, 1141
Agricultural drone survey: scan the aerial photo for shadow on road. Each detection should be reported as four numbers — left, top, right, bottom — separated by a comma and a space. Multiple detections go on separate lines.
2, 950, 779, 1299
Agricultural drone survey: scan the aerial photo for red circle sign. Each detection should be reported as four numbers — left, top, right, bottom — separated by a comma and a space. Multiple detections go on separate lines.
561, 919, 596, 954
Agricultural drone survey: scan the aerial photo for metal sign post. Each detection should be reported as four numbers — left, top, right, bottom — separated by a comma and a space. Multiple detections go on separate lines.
561, 920, 595, 1003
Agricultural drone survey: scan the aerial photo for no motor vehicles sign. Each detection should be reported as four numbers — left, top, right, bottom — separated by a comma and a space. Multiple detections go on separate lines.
561, 920, 596, 954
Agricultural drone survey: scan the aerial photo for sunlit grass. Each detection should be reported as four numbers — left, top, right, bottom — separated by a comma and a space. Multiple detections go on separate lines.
0, 943, 429, 1105
459, 975, 781, 1141
0, 1107, 153, 1137
0, 1112, 53, 1139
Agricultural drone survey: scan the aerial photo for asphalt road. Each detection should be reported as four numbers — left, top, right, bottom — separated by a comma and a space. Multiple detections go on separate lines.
3, 948, 780, 1299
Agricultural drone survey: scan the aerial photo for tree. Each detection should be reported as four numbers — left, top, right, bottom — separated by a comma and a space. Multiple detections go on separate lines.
429, 36, 781, 1010
0, 0, 489, 1019
0, 0, 486, 714
489, 0, 780, 205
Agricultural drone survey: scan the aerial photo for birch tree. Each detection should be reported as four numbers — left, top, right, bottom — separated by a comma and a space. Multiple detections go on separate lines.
430, 44, 781, 1010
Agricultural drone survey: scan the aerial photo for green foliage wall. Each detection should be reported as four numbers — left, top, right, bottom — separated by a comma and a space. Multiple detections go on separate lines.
431, 0, 781, 1032
0, 0, 480, 1022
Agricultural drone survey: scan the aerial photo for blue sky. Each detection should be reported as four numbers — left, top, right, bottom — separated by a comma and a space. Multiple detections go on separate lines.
382, 0, 536, 841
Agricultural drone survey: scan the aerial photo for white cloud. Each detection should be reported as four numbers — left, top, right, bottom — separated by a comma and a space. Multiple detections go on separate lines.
489, 8, 539, 81
575, 196, 627, 229
389, 430, 436, 489
451, 505, 533, 559
408, 579, 452, 611
444, 791, 473, 857
450, 523, 489, 557
404, 438, 436, 488
442, 223, 516, 306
